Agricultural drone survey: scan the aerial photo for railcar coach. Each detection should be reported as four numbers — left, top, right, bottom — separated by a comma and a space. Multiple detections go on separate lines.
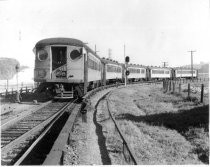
147, 66, 172, 80
172, 68, 198, 79
33, 37, 200, 99
101, 58, 123, 85
33, 38, 101, 98
126, 64, 147, 82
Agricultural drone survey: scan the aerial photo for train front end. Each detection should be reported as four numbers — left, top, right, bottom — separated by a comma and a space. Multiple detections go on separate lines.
33, 38, 85, 99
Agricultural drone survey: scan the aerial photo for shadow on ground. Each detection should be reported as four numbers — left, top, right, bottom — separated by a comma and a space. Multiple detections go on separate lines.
117, 105, 209, 164
118, 105, 209, 132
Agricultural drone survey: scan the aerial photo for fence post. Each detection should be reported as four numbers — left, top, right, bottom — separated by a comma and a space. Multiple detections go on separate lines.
173, 82, 175, 93
179, 83, 181, 94
162, 80, 164, 89
188, 83, 190, 98
169, 80, 171, 91
200, 84, 204, 103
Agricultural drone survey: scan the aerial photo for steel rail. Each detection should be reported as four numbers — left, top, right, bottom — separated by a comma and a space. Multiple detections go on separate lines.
1, 101, 69, 153
104, 91, 138, 165
1, 100, 52, 130
42, 100, 81, 165
13, 99, 77, 165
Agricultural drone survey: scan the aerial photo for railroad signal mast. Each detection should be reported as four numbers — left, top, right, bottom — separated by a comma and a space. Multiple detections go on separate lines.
124, 45, 130, 86
125, 56, 130, 86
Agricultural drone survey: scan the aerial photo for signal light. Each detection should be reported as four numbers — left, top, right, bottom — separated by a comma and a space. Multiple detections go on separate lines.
125, 56, 130, 63
126, 70, 130, 76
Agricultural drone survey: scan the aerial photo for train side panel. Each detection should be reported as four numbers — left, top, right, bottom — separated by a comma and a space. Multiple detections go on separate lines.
66, 45, 84, 82
87, 52, 101, 82
127, 67, 147, 80
34, 46, 51, 82
150, 68, 171, 79
175, 69, 197, 78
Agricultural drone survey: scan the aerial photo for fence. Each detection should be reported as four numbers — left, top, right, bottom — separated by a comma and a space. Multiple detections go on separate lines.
0, 86, 36, 97
163, 79, 208, 104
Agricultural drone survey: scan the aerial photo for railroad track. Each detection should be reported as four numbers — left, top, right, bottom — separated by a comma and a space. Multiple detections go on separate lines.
1, 100, 73, 165
1, 80, 161, 165
94, 89, 138, 165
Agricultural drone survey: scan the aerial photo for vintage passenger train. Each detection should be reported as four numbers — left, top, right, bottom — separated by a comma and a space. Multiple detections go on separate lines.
33, 38, 198, 98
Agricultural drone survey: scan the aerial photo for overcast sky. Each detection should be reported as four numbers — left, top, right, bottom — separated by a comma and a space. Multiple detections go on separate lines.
0, 0, 209, 68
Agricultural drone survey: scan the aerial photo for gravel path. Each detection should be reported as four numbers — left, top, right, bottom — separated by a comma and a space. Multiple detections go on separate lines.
63, 88, 114, 165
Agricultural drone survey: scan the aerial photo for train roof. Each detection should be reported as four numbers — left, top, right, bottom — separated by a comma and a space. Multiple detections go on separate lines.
101, 57, 121, 65
147, 66, 172, 70
35, 37, 100, 59
127, 63, 147, 68
173, 67, 196, 70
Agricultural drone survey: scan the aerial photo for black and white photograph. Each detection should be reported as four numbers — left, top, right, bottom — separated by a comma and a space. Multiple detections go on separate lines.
0, 0, 209, 165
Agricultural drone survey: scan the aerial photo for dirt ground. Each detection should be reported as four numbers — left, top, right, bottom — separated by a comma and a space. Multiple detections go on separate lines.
63, 88, 115, 165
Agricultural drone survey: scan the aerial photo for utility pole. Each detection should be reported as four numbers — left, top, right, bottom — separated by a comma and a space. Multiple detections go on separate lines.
188, 50, 196, 79
162, 62, 168, 67
108, 49, 112, 59
95, 44, 99, 54
95, 45, 97, 54
124, 44, 127, 86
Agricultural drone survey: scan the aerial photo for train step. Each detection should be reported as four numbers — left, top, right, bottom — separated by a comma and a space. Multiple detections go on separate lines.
54, 91, 74, 99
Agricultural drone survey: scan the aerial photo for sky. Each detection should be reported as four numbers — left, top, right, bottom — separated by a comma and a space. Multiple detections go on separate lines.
0, 0, 210, 71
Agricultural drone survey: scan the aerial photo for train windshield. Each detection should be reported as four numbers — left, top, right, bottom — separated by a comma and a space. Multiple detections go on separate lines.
51, 46, 67, 71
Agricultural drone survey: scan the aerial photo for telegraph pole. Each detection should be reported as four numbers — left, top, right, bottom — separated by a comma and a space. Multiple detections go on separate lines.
162, 62, 168, 67
124, 45, 126, 86
188, 50, 196, 79
108, 49, 112, 59
95, 45, 99, 54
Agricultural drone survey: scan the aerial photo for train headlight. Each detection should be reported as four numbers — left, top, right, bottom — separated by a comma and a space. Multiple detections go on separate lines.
70, 49, 82, 60
37, 69, 47, 78
37, 50, 48, 61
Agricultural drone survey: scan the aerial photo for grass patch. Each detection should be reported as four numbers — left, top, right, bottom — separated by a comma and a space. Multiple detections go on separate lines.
119, 120, 200, 165
110, 84, 209, 164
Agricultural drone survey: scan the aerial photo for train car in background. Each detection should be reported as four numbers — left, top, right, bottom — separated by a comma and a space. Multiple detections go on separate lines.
33, 38, 101, 98
127, 64, 147, 82
172, 68, 198, 79
101, 58, 123, 85
147, 66, 172, 80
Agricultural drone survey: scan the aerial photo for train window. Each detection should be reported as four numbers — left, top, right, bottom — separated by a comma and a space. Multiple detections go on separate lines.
70, 49, 82, 60
88, 57, 100, 71
141, 69, 145, 73
165, 70, 170, 74
152, 70, 164, 74
37, 50, 48, 61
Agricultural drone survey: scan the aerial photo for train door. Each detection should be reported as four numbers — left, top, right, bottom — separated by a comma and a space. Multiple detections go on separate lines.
146, 68, 151, 81
51, 46, 67, 71
101, 62, 106, 86
51, 46, 67, 78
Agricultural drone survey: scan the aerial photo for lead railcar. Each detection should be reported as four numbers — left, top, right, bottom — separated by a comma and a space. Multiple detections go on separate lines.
33, 38, 102, 99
